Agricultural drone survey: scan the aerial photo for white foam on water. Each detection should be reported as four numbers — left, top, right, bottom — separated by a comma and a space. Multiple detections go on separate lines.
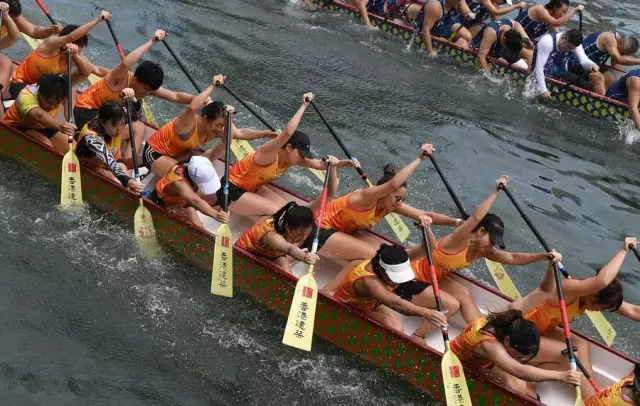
202, 322, 268, 355
616, 118, 640, 144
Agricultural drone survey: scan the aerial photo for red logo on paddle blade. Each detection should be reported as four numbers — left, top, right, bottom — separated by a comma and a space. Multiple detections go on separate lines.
220, 236, 230, 248
67, 163, 77, 173
302, 286, 314, 299
449, 366, 460, 378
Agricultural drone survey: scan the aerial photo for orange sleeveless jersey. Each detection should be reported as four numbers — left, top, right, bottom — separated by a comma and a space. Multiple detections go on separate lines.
12, 50, 67, 84
585, 376, 635, 406
235, 218, 284, 259
450, 317, 497, 368
524, 299, 585, 335
334, 260, 394, 312
75, 72, 132, 109
155, 165, 198, 207
411, 239, 477, 283
3, 85, 63, 129
228, 152, 290, 192
320, 191, 386, 233
76, 123, 122, 161
146, 119, 202, 157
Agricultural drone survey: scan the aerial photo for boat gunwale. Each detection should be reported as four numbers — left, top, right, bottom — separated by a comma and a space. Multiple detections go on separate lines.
316, 0, 631, 112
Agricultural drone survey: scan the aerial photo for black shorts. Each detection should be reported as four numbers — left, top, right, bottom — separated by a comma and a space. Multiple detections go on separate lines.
19, 127, 58, 139
142, 142, 165, 169
8, 82, 26, 100
215, 180, 246, 205
73, 106, 99, 130
394, 280, 431, 301
301, 228, 337, 252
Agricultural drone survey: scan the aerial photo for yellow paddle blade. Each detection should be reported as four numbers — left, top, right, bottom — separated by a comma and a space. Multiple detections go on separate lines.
282, 270, 318, 351
384, 212, 410, 242
575, 387, 584, 406
585, 310, 616, 346
211, 223, 233, 297
441, 344, 473, 406
134, 199, 160, 256
484, 259, 521, 299
60, 147, 83, 209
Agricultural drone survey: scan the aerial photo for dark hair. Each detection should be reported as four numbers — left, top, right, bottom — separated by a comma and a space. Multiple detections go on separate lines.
504, 30, 523, 51
376, 164, 407, 188
273, 202, 314, 237
371, 243, 408, 278
623, 36, 640, 56
133, 61, 164, 90
37, 74, 68, 102
59, 24, 89, 48
481, 309, 540, 361
545, 0, 569, 11
566, 29, 583, 47
7, 0, 21, 16
201, 101, 225, 121
591, 268, 624, 311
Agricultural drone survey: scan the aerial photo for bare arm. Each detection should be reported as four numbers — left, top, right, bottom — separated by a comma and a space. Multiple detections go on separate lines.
107, 31, 165, 89
406, 226, 438, 260
394, 202, 459, 227
617, 302, 640, 322
307, 158, 340, 212
422, 2, 442, 56
70, 53, 94, 86
43, 12, 109, 52
531, 5, 579, 29
151, 87, 195, 104
26, 107, 65, 129
483, 0, 523, 17
253, 93, 313, 166
361, 277, 438, 319
483, 340, 566, 382
628, 78, 640, 129
170, 180, 224, 221
233, 126, 278, 140
14, 15, 58, 39
477, 28, 498, 71
0, 8, 20, 49
485, 249, 549, 266
174, 76, 222, 134
263, 231, 308, 262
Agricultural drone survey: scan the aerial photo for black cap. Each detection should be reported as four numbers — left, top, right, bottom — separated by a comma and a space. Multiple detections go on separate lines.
288, 130, 313, 159
502, 30, 523, 64
478, 213, 505, 249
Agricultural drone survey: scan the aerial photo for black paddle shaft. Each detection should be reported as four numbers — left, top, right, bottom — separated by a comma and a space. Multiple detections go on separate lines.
421, 226, 450, 341
124, 98, 140, 179
309, 100, 370, 184
578, 11, 583, 33
428, 155, 468, 218
162, 41, 201, 93
553, 262, 578, 370
222, 110, 232, 212
632, 246, 640, 263
66, 51, 72, 125
310, 163, 333, 247
105, 19, 126, 59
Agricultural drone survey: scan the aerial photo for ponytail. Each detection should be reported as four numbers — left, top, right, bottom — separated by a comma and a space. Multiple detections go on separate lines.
376, 164, 408, 188
371, 243, 409, 278
272, 202, 314, 237
482, 309, 540, 361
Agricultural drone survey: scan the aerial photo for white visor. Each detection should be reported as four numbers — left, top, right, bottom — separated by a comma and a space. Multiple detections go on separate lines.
187, 156, 221, 195
380, 259, 415, 284
505, 0, 513, 4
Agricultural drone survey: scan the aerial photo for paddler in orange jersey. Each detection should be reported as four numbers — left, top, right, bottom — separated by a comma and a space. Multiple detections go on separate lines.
143, 74, 277, 178
236, 157, 340, 273
450, 308, 582, 397
406, 175, 559, 336
586, 364, 640, 406
2, 74, 75, 153
507, 237, 639, 400
74, 96, 142, 194
214, 92, 355, 217
74, 30, 201, 161
8, 10, 113, 100
334, 243, 449, 332
153, 155, 229, 228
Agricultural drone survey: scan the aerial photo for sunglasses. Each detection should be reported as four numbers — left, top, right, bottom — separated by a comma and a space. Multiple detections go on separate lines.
394, 195, 407, 203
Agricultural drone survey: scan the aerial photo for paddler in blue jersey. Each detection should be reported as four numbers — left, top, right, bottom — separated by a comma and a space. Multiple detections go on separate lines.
567, 33, 640, 90
462, 0, 526, 38
514, 0, 582, 42
470, 19, 533, 70
533, 29, 603, 99
606, 68, 640, 130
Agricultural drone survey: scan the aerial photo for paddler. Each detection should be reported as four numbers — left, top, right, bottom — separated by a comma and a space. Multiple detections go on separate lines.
8, 10, 112, 99
450, 309, 582, 396
509, 237, 639, 399
2, 74, 74, 153
75, 96, 142, 194
605, 68, 640, 129
0, 1, 19, 114
74, 30, 198, 160
153, 155, 229, 228
470, 19, 532, 70
462, 0, 527, 38
585, 364, 640, 406
310, 144, 462, 288
533, 29, 605, 99
406, 175, 560, 337
347, 0, 386, 28
213, 92, 354, 217
0, 0, 63, 99
567, 33, 640, 89
334, 243, 449, 332
403, 0, 476, 57
514, 0, 583, 42
235, 157, 340, 274
144, 75, 276, 178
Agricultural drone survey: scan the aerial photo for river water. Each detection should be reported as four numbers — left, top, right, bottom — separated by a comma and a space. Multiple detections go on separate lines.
1, 0, 640, 404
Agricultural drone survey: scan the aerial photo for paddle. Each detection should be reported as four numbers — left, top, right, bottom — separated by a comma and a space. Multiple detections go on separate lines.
427, 155, 521, 299
35, 0, 56, 24
552, 261, 584, 406
60, 50, 83, 209
578, 11, 583, 34
211, 108, 234, 297
104, 19, 125, 59
500, 186, 616, 346
283, 161, 333, 351
562, 348, 602, 393
124, 97, 159, 255
631, 246, 640, 263
309, 100, 411, 242
421, 226, 472, 406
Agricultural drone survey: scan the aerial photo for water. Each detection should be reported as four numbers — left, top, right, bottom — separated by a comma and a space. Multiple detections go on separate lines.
2, 0, 640, 404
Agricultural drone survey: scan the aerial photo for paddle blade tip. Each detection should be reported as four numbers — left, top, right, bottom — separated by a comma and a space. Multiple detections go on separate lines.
282, 273, 318, 351
211, 224, 233, 297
